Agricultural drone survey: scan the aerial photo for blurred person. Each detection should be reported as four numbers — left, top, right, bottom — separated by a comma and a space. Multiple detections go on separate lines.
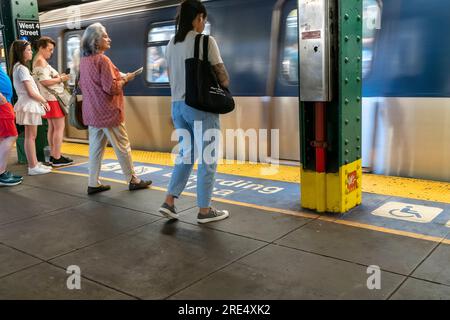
33, 36, 74, 167
69, 47, 81, 85
9, 40, 52, 176
148, 46, 169, 82
159, 0, 230, 224
0, 66, 23, 186
79, 23, 152, 194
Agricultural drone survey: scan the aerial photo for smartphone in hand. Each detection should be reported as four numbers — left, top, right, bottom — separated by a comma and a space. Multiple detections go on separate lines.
132, 67, 144, 76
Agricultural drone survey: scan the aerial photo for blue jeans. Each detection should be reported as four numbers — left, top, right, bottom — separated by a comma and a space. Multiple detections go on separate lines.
167, 101, 220, 208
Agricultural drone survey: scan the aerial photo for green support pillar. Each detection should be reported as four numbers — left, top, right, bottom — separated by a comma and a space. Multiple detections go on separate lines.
1, 0, 41, 61
0, 0, 47, 164
299, 0, 363, 213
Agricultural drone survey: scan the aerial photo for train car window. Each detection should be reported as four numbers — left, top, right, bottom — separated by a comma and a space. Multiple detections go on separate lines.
362, 0, 382, 78
146, 25, 175, 84
66, 35, 81, 86
146, 22, 210, 85
147, 45, 169, 83
148, 25, 175, 43
0, 30, 6, 73
281, 9, 299, 84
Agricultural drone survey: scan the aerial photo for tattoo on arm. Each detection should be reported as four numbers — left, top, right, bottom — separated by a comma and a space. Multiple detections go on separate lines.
212, 63, 230, 88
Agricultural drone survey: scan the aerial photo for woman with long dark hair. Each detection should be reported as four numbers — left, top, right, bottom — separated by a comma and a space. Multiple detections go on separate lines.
9, 40, 52, 175
159, 0, 230, 224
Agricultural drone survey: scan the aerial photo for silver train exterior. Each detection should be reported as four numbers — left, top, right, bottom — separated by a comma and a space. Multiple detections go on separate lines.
38, 0, 450, 182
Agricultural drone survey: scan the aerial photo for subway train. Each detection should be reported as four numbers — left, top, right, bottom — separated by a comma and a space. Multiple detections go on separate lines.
34, 0, 450, 182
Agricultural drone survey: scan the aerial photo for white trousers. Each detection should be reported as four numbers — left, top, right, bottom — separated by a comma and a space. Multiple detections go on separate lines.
88, 122, 135, 187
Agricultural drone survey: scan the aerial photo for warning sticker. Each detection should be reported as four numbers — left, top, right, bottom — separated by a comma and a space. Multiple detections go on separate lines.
346, 171, 358, 193
302, 30, 321, 40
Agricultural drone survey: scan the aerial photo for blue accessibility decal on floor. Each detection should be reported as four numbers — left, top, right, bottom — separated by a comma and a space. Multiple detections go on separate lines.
58, 159, 303, 212
57, 159, 450, 239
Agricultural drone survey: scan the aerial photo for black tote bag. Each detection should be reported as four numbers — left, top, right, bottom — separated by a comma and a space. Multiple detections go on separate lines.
185, 34, 235, 114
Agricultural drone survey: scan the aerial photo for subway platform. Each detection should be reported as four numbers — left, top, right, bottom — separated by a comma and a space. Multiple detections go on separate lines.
0, 143, 449, 300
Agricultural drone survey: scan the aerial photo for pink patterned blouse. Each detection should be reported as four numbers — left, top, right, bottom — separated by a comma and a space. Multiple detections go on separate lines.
79, 54, 125, 128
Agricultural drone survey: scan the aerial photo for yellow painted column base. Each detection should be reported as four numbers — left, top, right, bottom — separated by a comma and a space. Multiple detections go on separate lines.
300, 159, 362, 213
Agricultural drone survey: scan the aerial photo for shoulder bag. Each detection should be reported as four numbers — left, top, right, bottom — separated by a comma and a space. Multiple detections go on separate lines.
68, 74, 87, 130
185, 34, 235, 114
46, 86, 71, 115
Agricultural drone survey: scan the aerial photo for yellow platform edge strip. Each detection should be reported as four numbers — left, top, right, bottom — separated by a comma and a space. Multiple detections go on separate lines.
61, 142, 450, 204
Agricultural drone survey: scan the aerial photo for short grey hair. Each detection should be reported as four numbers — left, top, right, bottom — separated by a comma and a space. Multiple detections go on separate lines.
81, 23, 106, 57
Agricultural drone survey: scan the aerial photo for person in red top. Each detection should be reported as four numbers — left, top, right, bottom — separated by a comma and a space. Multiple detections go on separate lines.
0, 67, 22, 186
79, 23, 151, 194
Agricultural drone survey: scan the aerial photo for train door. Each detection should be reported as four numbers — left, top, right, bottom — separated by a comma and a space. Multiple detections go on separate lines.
62, 30, 86, 141
270, 0, 300, 161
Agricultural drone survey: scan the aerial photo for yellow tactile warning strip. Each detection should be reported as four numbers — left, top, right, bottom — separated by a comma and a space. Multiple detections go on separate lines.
362, 174, 450, 204
61, 142, 450, 204
61, 142, 300, 181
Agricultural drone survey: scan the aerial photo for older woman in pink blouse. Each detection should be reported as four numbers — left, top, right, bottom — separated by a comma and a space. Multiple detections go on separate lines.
79, 23, 151, 194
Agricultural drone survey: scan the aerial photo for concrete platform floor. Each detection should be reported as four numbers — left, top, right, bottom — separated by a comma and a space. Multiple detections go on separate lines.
0, 149, 449, 300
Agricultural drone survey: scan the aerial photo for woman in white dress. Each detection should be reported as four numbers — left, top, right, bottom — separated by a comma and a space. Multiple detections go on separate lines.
9, 40, 52, 175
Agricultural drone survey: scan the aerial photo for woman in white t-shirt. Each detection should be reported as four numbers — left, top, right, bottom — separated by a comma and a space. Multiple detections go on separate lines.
9, 40, 52, 175
159, 0, 230, 224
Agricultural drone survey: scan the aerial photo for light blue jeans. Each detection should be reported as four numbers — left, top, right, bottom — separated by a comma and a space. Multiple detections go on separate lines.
167, 101, 220, 208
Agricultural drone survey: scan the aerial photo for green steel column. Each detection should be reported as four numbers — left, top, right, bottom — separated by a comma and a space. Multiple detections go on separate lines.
300, 0, 363, 213
1, 0, 41, 66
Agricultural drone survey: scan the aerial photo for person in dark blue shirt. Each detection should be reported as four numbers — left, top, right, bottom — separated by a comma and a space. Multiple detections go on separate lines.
0, 66, 23, 186
0, 66, 13, 103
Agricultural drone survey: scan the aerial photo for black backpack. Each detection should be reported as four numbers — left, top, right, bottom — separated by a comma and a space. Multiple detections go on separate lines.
185, 34, 235, 114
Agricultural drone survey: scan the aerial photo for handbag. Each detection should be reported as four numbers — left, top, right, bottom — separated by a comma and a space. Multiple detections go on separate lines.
185, 34, 235, 114
68, 74, 87, 130
46, 86, 71, 115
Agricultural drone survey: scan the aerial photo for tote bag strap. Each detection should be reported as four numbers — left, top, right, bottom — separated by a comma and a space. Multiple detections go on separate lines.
194, 34, 209, 62
202, 35, 209, 63
194, 34, 203, 59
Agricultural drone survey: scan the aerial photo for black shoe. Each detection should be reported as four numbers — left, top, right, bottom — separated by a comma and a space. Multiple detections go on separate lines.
129, 179, 152, 191
87, 184, 111, 195
50, 155, 74, 167
159, 202, 179, 220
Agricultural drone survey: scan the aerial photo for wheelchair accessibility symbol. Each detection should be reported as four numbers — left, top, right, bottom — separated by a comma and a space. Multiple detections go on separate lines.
372, 202, 443, 223
389, 206, 422, 219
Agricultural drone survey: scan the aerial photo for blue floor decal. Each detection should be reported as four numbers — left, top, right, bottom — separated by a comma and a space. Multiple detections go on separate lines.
59, 160, 303, 212
58, 160, 450, 240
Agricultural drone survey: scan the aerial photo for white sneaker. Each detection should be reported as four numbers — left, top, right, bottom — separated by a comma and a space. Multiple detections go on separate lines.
28, 165, 52, 176
38, 162, 52, 170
